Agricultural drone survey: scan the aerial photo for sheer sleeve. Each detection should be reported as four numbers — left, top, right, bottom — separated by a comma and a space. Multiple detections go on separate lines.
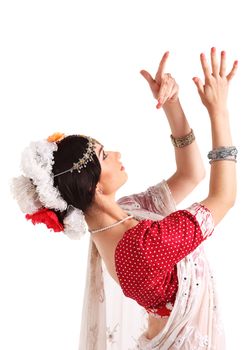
117, 179, 177, 217
142, 202, 215, 271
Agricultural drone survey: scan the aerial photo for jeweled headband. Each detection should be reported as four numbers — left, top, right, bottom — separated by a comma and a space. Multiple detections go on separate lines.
53, 135, 98, 177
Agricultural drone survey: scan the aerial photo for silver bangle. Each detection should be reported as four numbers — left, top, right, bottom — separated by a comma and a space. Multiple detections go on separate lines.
208, 146, 238, 160
209, 158, 237, 164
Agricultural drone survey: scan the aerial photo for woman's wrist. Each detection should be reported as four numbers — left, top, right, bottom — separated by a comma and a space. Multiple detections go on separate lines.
208, 108, 229, 122
162, 97, 181, 113
210, 119, 233, 148
162, 98, 192, 138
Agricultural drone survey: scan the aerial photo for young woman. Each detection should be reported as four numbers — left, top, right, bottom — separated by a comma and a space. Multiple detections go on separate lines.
12, 47, 238, 349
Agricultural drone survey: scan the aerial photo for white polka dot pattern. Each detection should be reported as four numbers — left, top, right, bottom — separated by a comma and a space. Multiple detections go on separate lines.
114, 202, 215, 313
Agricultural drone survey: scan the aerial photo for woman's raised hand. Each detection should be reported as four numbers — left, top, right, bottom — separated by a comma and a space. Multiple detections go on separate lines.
140, 51, 179, 109
192, 47, 238, 117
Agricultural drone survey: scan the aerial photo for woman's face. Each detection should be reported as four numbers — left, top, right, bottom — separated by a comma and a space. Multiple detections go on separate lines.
94, 142, 128, 195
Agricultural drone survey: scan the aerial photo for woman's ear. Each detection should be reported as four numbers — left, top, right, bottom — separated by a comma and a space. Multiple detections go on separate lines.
96, 187, 103, 194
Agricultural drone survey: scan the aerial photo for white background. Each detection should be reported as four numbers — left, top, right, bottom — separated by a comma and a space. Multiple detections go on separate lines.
0, 0, 247, 349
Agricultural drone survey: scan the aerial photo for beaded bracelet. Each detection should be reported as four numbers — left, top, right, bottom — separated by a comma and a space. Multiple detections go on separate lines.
208, 146, 238, 164
170, 128, 195, 148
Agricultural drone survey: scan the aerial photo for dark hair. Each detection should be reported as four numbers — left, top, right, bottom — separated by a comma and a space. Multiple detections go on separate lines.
52, 135, 101, 222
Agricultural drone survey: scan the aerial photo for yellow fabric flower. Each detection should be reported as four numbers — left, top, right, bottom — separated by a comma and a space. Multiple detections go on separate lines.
47, 132, 65, 143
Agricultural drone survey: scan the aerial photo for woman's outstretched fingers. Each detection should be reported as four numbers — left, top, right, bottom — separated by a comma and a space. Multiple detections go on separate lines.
155, 51, 169, 81
219, 51, 227, 77
140, 70, 156, 88
200, 53, 211, 80
210, 47, 219, 77
226, 60, 238, 81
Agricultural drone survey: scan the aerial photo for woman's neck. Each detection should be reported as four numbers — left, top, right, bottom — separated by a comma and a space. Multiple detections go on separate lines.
85, 200, 131, 233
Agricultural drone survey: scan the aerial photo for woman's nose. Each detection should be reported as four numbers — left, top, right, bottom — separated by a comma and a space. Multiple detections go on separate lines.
115, 151, 121, 160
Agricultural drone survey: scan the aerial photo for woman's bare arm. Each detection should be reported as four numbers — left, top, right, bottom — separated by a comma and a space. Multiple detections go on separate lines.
163, 97, 206, 205
140, 51, 205, 205
193, 48, 238, 225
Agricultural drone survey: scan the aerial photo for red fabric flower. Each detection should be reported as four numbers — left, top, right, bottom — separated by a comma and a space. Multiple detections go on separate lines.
26, 208, 64, 232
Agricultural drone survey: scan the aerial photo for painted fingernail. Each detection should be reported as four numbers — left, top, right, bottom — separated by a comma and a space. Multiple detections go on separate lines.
211, 47, 216, 52
234, 60, 238, 65
221, 51, 225, 56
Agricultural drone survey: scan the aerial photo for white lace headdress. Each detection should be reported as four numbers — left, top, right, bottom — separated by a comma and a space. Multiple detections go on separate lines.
11, 133, 97, 240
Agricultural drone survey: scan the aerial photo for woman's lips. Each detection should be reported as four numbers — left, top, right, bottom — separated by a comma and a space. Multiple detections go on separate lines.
121, 165, 125, 171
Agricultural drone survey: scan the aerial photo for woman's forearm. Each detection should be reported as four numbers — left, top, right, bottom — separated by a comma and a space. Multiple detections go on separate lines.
210, 110, 233, 148
208, 110, 236, 202
162, 99, 191, 137
200, 110, 237, 224
162, 99, 206, 180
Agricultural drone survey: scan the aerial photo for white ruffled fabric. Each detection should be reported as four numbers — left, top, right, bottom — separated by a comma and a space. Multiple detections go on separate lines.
78, 179, 226, 349
11, 175, 43, 213
63, 206, 89, 240
20, 140, 67, 211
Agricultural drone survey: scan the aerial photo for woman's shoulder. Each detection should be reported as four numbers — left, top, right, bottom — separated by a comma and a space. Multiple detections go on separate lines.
117, 179, 177, 217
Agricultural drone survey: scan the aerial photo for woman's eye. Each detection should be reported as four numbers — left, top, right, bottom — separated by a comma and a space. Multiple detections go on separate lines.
103, 151, 108, 160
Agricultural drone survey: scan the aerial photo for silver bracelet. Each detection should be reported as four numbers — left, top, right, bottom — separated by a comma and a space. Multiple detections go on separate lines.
208, 146, 238, 160
208, 146, 238, 164
209, 158, 237, 164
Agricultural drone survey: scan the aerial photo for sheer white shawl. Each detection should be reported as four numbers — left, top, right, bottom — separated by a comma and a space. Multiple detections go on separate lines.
78, 180, 225, 349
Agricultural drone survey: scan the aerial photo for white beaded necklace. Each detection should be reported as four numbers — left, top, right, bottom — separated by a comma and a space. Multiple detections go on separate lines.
89, 213, 134, 234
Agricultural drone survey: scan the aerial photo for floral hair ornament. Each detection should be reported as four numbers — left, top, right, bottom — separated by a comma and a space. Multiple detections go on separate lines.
24, 205, 87, 239
53, 134, 97, 178
11, 132, 91, 239
47, 132, 65, 143
26, 208, 64, 232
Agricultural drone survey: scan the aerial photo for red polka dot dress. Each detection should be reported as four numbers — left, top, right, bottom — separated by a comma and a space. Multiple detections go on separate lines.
115, 202, 214, 318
